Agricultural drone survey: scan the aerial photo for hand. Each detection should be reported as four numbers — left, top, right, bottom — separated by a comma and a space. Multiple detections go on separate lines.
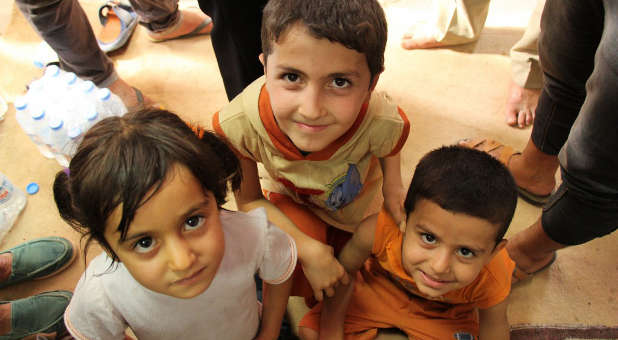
384, 190, 406, 227
300, 239, 350, 301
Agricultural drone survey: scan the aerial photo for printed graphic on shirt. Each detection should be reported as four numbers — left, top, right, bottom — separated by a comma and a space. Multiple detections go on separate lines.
325, 164, 362, 211
453, 332, 476, 340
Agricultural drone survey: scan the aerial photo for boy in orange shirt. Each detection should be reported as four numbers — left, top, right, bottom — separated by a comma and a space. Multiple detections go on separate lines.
213, 0, 410, 303
300, 145, 518, 340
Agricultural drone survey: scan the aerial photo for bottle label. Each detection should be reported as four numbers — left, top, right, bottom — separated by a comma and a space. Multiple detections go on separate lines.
0, 179, 13, 204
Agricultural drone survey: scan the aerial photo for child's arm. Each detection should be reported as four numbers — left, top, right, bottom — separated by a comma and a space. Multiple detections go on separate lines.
478, 299, 510, 340
379, 154, 405, 226
254, 278, 294, 340
318, 213, 378, 339
236, 157, 349, 301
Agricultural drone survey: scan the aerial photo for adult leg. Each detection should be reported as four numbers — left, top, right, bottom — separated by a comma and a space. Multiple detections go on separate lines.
402, 0, 490, 50
196, 0, 266, 100
129, 0, 212, 41
15, 0, 149, 109
507, 0, 618, 272
504, 0, 544, 128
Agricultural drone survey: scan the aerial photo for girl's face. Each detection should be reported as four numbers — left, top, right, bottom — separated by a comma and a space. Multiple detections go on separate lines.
104, 164, 225, 299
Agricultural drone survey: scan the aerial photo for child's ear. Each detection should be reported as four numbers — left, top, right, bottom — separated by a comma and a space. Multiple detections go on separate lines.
369, 71, 382, 92
259, 53, 266, 72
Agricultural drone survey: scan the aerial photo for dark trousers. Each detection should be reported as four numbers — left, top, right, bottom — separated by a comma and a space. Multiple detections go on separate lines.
532, 0, 618, 245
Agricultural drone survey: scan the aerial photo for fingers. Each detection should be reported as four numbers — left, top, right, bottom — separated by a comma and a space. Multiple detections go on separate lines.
340, 271, 350, 286
324, 286, 336, 298
314, 288, 324, 302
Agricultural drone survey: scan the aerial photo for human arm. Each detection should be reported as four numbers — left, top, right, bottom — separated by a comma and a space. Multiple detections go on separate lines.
478, 299, 510, 340
235, 157, 349, 301
379, 154, 405, 226
318, 213, 378, 339
254, 278, 294, 340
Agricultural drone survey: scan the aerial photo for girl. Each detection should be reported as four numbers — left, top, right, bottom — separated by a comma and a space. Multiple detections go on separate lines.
53, 108, 297, 340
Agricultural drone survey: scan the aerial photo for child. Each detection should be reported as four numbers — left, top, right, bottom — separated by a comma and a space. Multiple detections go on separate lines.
299, 145, 518, 340
53, 109, 297, 340
212, 0, 410, 303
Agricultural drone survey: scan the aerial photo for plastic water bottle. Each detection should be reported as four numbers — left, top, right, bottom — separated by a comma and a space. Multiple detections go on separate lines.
0, 172, 27, 242
33, 41, 59, 69
98, 88, 127, 117
29, 107, 55, 159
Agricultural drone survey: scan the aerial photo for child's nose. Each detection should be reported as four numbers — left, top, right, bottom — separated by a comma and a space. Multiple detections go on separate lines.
430, 249, 451, 274
299, 86, 326, 120
166, 238, 196, 271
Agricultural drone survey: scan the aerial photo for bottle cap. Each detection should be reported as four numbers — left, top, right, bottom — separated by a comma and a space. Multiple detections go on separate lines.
64, 72, 77, 85
26, 182, 39, 195
49, 117, 63, 130
98, 88, 112, 101
81, 80, 95, 93
31, 108, 45, 120
68, 126, 81, 139
14, 96, 28, 111
86, 108, 98, 121
44, 65, 60, 78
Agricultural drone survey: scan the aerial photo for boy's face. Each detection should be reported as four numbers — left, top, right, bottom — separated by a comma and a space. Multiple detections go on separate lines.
401, 199, 506, 298
104, 164, 225, 299
261, 23, 378, 152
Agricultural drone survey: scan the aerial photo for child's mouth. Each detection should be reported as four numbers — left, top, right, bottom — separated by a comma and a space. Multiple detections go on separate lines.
419, 270, 452, 289
174, 266, 206, 286
296, 121, 328, 132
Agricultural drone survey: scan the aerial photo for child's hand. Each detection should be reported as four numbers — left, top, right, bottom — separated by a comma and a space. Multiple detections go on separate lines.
384, 188, 406, 228
300, 239, 350, 301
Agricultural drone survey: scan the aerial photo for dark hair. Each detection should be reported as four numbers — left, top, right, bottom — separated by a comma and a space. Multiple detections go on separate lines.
53, 108, 241, 262
404, 145, 517, 244
261, 0, 387, 80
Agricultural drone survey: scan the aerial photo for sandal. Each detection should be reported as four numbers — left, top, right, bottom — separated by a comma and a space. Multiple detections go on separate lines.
459, 138, 551, 206
147, 9, 213, 43
512, 252, 557, 285
97, 1, 138, 54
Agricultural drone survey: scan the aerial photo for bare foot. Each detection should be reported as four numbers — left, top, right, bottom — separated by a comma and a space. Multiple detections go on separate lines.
401, 32, 444, 49
401, 25, 444, 50
504, 80, 541, 128
506, 219, 563, 275
147, 8, 213, 42
107, 78, 154, 111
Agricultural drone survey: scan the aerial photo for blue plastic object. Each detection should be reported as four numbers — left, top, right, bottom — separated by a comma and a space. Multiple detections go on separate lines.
26, 182, 39, 195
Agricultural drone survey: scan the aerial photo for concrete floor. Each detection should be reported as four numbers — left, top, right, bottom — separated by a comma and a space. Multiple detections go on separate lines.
0, 0, 616, 337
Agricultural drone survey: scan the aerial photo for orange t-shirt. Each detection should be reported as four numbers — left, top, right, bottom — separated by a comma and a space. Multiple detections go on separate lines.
372, 209, 515, 311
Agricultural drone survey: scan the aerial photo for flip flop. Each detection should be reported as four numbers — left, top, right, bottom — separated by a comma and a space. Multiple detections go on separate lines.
512, 252, 556, 285
147, 10, 213, 43
97, 1, 138, 54
459, 138, 551, 206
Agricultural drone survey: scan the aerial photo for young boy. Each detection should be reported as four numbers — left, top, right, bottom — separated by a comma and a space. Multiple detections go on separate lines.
212, 0, 410, 302
299, 145, 518, 340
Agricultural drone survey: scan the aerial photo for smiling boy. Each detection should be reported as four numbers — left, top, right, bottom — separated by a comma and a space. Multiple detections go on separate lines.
299, 145, 518, 340
213, 0, 410, 303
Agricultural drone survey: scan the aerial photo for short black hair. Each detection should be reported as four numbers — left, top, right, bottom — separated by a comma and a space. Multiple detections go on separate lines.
53, 108, 241, 262
404, 145, 518, 244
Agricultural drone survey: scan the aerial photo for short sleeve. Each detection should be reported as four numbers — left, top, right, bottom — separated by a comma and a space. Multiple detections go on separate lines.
258, 222, 297, 284
65, 266, 127, 339
366, 92, 410, 158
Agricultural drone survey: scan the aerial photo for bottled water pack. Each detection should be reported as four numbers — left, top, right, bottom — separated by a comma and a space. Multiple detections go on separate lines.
15, 65, 127, 167
0, 172, 26, 242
